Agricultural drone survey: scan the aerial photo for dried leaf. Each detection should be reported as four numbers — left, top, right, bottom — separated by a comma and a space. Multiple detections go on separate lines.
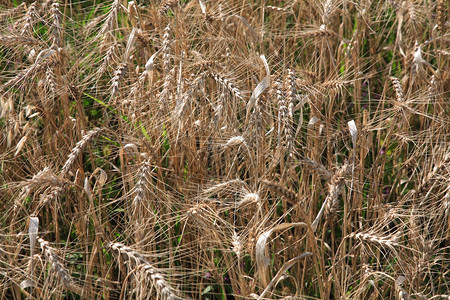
29, 217, 39, 256
348, 120, 357, 146
14, 134, 28, 157
256, 223, 307, 286
258, 252, 312, 300
92, 167, 107, 190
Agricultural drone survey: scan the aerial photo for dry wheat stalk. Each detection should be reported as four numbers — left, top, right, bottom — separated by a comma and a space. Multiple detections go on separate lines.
319, 79, 351, 95
203, 179, 245, 195
127, 1, 139, 28
224, 136, 246, 148
172, 72, 205, 119
3, 53, 54, 93
275, 78, 287, 149
37, 186, 65, 210
417, 152, 450, 195
238, 192, 261, 208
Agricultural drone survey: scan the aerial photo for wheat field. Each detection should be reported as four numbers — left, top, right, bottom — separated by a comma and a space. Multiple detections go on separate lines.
0, 0, 448, 299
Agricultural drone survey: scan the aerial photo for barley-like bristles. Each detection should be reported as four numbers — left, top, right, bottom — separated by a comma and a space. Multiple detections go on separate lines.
99, 0, 120, 49
61, 128, 103, 177
3, 56, 52, 93
322, 0, 333, 25
129, 70, 147, 99
0, 1, 447, 298
172, 72, 205, 119
320, 79, 351, 94
203, 179, 245, 195
443, 186, 450, 217
262, 180, 298, 205
0, 3, 25, 23
38, 237, 82, 294
107, 242, 182, 300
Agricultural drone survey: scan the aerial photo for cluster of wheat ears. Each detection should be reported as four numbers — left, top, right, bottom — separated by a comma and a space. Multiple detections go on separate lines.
0, 0, 448, 299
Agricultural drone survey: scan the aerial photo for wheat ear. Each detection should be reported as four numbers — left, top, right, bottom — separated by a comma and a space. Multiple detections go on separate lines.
107, 242, 182, 300
38, 237, 82, 294
61, 128, 103, 177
